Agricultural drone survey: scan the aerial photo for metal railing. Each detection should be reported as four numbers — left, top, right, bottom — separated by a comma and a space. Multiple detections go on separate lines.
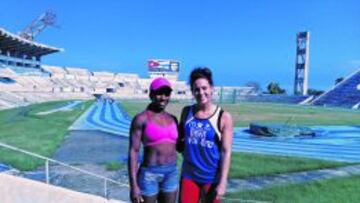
0, 141, 129, 198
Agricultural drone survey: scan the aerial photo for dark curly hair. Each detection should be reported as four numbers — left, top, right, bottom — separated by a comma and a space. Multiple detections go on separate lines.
189, 67, 214, 89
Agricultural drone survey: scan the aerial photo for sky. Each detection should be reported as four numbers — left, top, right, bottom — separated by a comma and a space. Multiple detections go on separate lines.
1, 0, 360, 93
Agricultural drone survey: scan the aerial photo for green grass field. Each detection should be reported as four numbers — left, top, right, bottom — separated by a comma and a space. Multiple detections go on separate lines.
229, 152, 349, 179
0, 100, 93, 170
121, 101, 360, 127
226, 175, 360, 203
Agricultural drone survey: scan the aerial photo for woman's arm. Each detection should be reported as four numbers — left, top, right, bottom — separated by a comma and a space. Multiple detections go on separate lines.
216, 111, 233, 200
128, 114, 144, 203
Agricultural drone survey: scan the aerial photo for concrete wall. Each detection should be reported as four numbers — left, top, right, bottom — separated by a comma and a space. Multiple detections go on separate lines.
0, 173, 125, 203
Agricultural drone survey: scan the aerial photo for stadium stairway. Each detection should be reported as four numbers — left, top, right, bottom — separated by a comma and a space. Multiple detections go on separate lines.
311, 69, 360, 108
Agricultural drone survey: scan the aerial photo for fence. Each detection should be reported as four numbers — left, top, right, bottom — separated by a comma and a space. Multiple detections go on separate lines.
0, 141, 129, 201
214, 87, 308, 104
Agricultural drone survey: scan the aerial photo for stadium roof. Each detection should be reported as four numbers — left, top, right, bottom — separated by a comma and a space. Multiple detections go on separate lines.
0, 27, 63, 57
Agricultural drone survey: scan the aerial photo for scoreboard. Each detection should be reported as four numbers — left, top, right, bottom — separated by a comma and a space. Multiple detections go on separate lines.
148, 59, 179, 73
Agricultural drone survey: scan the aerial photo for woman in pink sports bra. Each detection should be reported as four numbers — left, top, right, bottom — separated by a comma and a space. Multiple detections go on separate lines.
128, 77, 179, 203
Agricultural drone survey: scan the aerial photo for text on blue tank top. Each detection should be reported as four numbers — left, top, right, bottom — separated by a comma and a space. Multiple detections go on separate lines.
182, 106, 222, 183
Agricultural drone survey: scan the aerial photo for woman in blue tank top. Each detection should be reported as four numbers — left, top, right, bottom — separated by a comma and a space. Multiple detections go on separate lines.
177, 67, 234, 203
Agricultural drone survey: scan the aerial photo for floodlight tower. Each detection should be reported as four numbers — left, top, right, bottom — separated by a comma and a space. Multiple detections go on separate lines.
294, 31, 310, 95
19, 10, 57, 41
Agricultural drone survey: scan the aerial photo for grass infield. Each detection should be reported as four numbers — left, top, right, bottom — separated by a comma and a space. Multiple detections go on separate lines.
226, 175, 360, 203
0, 100, 93, 170
121, 101, 360, 127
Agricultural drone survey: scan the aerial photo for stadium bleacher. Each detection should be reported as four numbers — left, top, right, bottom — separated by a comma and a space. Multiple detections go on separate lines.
3, 25, 295, 109
65, 67, 91, 77
42, 65, 67, 76
311, 69, 360, 109
0, 65, 17, 77
0, 77, 26, 92
0, 91, 29, 108
6, 65, 49, 76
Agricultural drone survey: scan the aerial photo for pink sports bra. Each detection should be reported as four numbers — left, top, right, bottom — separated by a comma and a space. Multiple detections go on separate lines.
143, 111, 178, 146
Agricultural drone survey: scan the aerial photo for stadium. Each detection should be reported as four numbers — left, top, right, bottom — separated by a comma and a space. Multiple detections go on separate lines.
1, 12, 360, 203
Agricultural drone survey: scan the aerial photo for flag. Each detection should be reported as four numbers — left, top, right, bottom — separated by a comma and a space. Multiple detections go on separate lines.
148, 60, 160, 68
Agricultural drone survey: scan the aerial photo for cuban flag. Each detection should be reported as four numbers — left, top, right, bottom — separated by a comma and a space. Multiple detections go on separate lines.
148, 59, 179, 72
148, 60, 161, 68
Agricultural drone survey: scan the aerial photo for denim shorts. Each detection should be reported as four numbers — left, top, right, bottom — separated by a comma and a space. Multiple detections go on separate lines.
137, 163, 178, 196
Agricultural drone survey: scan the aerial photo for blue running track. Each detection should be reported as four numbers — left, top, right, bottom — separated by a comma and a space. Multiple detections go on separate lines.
0, 163, 11, 172
70, 99, 131, 136
233, 126, 360, 162
70, 100, 360, 163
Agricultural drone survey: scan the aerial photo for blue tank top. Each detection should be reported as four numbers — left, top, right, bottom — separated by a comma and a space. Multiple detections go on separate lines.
181, 105, 223, 183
